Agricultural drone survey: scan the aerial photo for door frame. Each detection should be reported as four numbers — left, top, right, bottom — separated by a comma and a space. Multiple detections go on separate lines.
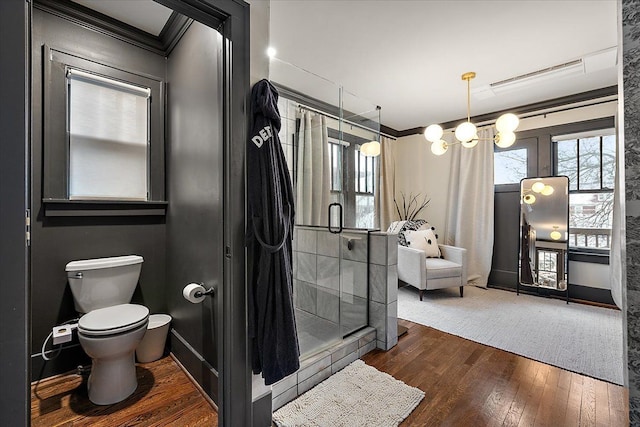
0, 0, 251, 425
0, 1, 30, 425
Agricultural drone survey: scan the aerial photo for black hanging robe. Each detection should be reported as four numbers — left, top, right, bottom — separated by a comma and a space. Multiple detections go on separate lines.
247, 79, 299, 385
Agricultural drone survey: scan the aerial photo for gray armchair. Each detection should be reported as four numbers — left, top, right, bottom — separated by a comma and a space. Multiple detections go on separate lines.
397, 243, 468, 301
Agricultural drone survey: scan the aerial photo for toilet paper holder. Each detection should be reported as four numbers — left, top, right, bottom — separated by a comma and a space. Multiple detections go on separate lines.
194, 283, 215, 298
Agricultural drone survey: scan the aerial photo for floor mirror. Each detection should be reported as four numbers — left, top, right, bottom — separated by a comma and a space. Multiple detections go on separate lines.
518, 176, 570, 303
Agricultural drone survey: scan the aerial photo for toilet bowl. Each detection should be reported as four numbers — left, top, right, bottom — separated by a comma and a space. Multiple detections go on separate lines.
77, 304, 149, 405
66, 255, 149, 405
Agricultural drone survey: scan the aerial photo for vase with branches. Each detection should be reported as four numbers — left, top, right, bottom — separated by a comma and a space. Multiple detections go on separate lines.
394, 192, 430, 221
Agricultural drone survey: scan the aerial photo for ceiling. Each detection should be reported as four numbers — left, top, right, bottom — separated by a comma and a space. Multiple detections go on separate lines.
269, 0, 618, 131
71, 0, 173, 36
68, 0, 618, 132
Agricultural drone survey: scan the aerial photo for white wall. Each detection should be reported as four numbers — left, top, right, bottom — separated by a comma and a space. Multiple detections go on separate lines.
247, 0, 270, 84
395, 133, 451, 233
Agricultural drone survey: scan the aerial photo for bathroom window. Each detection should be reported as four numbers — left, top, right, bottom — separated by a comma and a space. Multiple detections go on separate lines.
67, 69, 151, 200
42, 47, 166, 214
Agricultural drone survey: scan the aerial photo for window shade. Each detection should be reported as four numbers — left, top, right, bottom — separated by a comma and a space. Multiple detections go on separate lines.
68, 69, 150, 200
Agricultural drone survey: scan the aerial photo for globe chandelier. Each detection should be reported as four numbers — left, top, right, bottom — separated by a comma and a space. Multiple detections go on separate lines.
522, 181, 554, 205
425, 72, 520, 156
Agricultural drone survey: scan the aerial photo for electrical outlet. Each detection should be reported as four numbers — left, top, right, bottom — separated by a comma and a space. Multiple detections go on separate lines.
52, 325, 74, 345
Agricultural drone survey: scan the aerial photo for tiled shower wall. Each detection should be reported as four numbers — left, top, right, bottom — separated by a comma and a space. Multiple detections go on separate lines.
623, 0, 640, 422
293, 227, 369, 333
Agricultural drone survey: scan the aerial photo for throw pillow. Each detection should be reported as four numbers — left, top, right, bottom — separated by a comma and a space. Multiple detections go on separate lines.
405, 229, 441, 258
397, 219, 430, 246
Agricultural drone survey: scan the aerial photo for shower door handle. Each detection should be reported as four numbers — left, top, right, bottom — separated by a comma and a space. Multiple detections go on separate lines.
328, 203, 343, 234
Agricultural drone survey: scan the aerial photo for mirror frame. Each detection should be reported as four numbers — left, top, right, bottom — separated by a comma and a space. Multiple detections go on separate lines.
517, 175, 570, 304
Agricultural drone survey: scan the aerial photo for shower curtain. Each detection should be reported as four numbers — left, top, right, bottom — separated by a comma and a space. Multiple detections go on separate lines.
445, 126, 495, 287
378, 135, 397, 230
296, 111, 330, 226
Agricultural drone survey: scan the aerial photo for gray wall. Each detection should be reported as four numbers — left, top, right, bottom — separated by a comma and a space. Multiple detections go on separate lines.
30, 8, 168, 379
0, 0, 29, 424
166, 20, 224, 404
623, 0, 640, 422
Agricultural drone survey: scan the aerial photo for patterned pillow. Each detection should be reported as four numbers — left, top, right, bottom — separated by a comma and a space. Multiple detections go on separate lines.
405, 229, 441, 258
396, 219, 430, 246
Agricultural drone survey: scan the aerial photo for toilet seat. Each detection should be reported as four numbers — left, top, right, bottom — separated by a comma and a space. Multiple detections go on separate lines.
79, 304, 149, 337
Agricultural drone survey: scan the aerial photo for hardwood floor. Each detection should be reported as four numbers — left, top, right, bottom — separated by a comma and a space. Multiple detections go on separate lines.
30, 322, 628, 426
362, 319, 629, 427
31, 355, 217, 426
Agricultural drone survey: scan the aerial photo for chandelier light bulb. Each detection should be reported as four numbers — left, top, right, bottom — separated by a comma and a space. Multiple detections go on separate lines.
430, 140, 448, 156
495, 113, 520, 133
461, 135, 479, 148
495, 131, 516, 148
523, 194, 536, 204
366, 141, 380, 157
541, 185, 554, 196
550, 226, 562, 241
531, 182, 545, 193
424, 124, 444, 143
455, 121, 477, 143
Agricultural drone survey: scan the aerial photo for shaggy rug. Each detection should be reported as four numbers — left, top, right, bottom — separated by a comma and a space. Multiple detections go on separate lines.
272, 359, 425, 427
398, 285, 624, 385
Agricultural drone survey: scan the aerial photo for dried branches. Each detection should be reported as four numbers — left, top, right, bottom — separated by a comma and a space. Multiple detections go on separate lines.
394, 192, 430, 221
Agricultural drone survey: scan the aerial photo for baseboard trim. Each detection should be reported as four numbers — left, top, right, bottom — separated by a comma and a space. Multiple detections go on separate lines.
169, 352, 218, 412
488, 284, 618, 310
170, 328, 219, 405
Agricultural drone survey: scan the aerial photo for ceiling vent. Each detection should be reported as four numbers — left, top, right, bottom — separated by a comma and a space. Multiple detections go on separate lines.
472, 47, 617, 100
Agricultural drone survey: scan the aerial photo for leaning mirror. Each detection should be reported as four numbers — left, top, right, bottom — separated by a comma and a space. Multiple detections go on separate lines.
518, 176, 569, 301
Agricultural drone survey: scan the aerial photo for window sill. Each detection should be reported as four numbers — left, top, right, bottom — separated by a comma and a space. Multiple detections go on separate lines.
42, 199, 168, 217
568, 249, 610, 265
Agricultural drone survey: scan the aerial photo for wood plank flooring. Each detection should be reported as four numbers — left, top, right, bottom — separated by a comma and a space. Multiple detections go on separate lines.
31, 355, 217, 426
362, 319, 629, 427
31, 321, 628, 426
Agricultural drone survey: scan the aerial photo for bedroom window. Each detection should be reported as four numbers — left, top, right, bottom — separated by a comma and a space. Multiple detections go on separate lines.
354, 146, 376, 229
554, 128, 615, 250
494, 148, 528, 185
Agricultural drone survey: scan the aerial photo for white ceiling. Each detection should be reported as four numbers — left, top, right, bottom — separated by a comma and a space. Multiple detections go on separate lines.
67, 0, 618, 132
71, 0, 173, 36
269, 0, 618, 131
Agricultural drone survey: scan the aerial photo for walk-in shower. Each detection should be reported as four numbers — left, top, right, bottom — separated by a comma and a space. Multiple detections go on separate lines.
272, 59, 382, 358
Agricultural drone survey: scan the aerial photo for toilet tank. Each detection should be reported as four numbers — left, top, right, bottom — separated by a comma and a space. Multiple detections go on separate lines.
66, 255, 144, 313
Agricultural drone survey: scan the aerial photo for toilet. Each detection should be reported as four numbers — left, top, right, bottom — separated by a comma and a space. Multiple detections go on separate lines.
65, 255, 149, 405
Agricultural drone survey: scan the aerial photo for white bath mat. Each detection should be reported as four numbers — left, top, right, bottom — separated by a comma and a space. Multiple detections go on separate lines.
272, 359, 424, 427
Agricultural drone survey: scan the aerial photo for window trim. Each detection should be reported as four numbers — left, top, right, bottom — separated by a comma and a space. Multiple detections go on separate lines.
42, 45, 166, 215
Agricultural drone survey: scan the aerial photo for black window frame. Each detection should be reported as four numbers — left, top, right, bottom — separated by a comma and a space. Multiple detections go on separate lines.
553, 127, 616, 259
41, 45, 166, 216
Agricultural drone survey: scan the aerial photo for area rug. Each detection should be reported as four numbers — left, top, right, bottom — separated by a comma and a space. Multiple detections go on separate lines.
272, 359, 424, 427
398, 285, 624, 385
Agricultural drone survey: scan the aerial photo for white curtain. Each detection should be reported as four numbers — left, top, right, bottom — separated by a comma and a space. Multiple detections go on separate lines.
378, 135, 397, 230
445, 127, 495, 287
610, 124, 625, 309
296, 111, 330, 226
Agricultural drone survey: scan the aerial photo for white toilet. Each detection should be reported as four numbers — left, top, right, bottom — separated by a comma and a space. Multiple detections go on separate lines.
65, 255, 150, 405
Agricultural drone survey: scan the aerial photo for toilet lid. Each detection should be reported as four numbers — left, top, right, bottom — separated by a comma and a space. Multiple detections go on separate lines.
79, 304, 149, 336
